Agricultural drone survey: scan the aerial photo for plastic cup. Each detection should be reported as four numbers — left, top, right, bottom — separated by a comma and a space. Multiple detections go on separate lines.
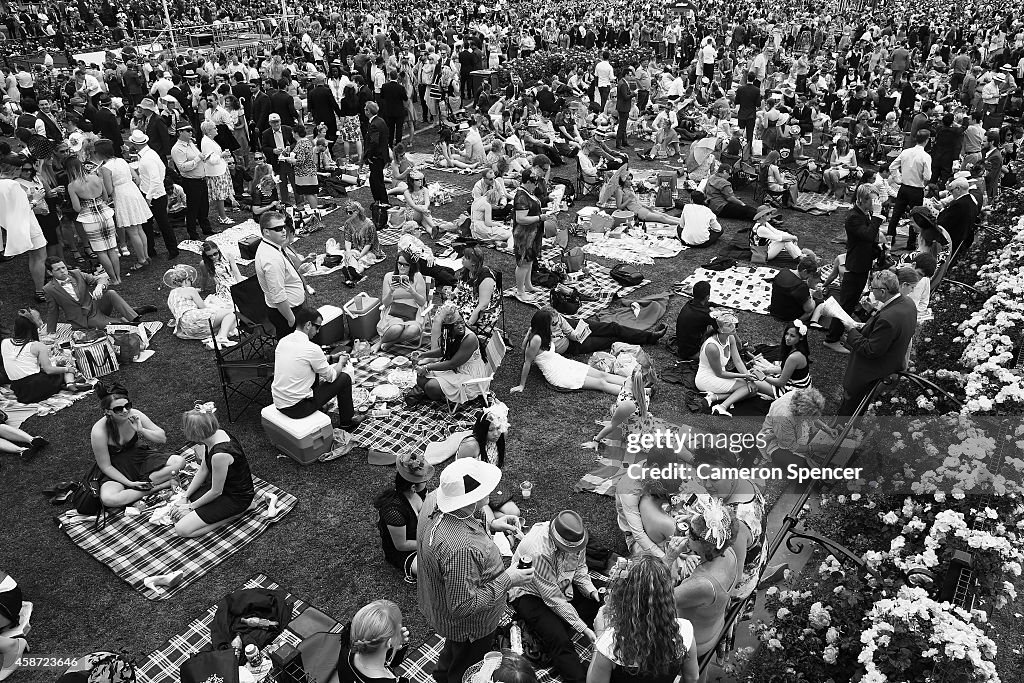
520, 481, 533, 499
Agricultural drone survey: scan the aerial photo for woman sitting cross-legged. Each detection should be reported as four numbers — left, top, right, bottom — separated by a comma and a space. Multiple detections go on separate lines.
470, 170, 513, 243
599, 162, 684, 227
339, 201, 386, 286
90, 383, 185, 509
164, 265, 237, 344
588, 556, 699, 683
402, 170, 454, 239
822, 136, 858, 201
373, 452, 434, 581
512, 308, 627, 395
749, 321, 813, 399
374, 251, 428, 352
414, 305, 490, 403
696, 311, 757, 417
171, 403, 265, 538
1, 316, 89, 405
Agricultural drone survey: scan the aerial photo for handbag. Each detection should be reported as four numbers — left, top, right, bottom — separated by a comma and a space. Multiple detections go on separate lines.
72, 336, 120, 380
110, 331, 144, 364
609, 263, 643, 286
389, 301, 419, 321
106, 323, 151, 350
180, 649, 239, 683
70, 462, 110, 529
551, 284, 582, 314
561, 246, 587, 273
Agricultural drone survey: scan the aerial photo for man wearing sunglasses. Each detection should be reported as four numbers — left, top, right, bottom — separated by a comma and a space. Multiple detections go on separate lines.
272, 306, 364, 431
254, 211, 311, 338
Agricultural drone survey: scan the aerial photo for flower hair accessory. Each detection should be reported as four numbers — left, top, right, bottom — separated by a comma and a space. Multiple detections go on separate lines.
793, 320, 808, 336
710, 309, 739, 325
194, 401, 217, 414
694, 495, 733, 550
482, 401, 510, 434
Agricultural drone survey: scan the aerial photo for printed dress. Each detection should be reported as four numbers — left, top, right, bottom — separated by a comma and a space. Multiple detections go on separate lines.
104, 158, 153, 227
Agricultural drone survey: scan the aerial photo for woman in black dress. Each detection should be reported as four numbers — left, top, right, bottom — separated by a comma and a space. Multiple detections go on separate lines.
91, 384, 183, 509
173, 403, 259, 538
512, 154, 558, 299
372, 452, 433, 581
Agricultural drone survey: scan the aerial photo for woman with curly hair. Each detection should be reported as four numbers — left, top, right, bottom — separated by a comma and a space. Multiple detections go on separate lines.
433, 246, 500, 346
588, 555, 698, 683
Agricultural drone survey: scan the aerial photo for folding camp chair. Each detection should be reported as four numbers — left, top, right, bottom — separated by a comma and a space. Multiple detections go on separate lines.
389, 276, 436, 354
576, 155, 603, 198
210, 322, 275, 423
449, 329, 507, 412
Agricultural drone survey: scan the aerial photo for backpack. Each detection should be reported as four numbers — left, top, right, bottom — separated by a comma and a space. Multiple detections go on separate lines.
609, 263, 643, 286
550, 284, 582, 314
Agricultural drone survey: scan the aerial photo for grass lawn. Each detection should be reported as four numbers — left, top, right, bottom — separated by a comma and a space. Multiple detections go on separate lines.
2, 131, 874, 681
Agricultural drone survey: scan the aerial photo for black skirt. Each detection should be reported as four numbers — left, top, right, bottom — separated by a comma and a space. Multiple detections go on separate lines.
10, 371, 64, 404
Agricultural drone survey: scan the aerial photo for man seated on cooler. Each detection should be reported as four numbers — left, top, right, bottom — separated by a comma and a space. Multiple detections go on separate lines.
271, 306, 364, 431
42, 257, 157, 335
509, 510, 602, 683
677, 191, 723, 247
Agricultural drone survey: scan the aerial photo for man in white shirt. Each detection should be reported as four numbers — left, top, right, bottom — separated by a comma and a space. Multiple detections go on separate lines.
130, 130, 178, 259
255, 211, 309, 338
594, 51, 615, 109
149, 70, 174, 99
678, 190, 723, 246
170, 123, 216, 239
75, 70, 103, 105
887, 129, 932, 251
271, 306, 363, 430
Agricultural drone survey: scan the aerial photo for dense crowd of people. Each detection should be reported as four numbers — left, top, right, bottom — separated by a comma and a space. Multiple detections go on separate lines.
2, 0, 1023, 680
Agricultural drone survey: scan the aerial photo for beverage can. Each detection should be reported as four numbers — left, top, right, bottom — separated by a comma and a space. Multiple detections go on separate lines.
518, 555, 533, 570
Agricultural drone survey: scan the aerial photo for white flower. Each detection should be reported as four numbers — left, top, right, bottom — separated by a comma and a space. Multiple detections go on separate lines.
808, 602, 831, 630
776, 607, 791, 619
881, 511, 899, 525
826, 627, 840, 645
767, 638, 783, 651
823, 645, 839, 664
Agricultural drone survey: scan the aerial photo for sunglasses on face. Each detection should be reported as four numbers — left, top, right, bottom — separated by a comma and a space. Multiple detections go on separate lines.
346, 209, 357, 214
266, 224, 287, 232
21, 167, 33, 173
109, 402, 133, 414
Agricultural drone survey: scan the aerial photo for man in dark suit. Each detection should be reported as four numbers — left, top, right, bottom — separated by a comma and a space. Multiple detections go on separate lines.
824, 185, 882, 354
307, 73, 341, 143
252, 79, 273, 134
94, 94, 123, 157
261, 113, 296, 202
936, 177, 979, 256
837, 269, 917, 414
138, 97, 170, 162
362, 100, 391, 205
377, 70, 408, 147
981, 130, 1003, 200
270, 77, 298, 127
735, 73, 762, 158
35, 98, 65, 143
42, 257, 156, 335
231, 73, 252, 121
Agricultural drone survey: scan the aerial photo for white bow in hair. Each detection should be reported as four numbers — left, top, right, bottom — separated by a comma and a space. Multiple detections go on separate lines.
194, 401, 217, 414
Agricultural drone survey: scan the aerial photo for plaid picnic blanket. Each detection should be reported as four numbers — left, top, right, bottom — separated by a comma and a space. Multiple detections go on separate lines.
348, 354, 483, 459
675, 266, 779, 316
57, 447, 297, 601
573, 419, 681, 497
503, 260, 650, 319
136, 574, 343, 683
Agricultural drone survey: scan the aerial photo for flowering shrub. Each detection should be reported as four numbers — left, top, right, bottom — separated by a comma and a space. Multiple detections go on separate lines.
858, 586, 999, 683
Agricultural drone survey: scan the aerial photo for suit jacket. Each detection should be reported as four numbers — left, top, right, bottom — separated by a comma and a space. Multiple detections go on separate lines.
37, 111, 64, 142
145, 114, 171, 162
937, 193, 979, 250
232, 82, 253, 119
252, 91, 272, 133
377, 81, 407, 118
844, 205, 881, 273
982, 148, 1003, 183
95, 108, 123, 157
269, 90, 298, 127
261, 125, 295, 170
363, 115, 390, 164
43, 269, 106, 332
307, 84, 341, 124
843, 295, 917, 397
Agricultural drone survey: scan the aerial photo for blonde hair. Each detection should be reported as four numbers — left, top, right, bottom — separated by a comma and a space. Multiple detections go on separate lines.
165, 268, 192, 287
790, 387, 825, 417
182, 409, 220, 441
350, 600, 402, 655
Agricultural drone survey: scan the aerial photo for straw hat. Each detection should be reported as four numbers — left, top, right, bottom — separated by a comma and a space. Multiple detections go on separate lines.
753, 204, 779, 221
128, 130, 149, 145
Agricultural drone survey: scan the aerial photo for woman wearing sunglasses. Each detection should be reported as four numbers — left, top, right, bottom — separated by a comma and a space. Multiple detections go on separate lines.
89, 383, 184, 510
199, 240, 243, 310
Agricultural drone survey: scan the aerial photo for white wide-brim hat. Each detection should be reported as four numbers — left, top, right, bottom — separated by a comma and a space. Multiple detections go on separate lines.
436, 459, 502, 513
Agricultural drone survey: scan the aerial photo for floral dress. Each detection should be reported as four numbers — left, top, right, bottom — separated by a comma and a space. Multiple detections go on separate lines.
341, 216, 384, 272
168, 287, 221, 340
205, 257, 237, 309
450, 266, 501, 341
612, 383, 658, 450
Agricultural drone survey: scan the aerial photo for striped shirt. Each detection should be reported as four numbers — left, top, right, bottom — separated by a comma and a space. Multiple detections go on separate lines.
509, 522, 598, 635
416, 492, 512, 641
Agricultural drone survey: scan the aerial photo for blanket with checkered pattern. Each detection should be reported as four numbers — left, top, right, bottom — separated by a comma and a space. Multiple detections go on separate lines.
57, 447, 297, 601
581, 234, 686, 265
135, 574, 342, 683
503, 260, 650, 319
348, 354, 483, 459
675, 266, 780, 316
573, 420, 681, 497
